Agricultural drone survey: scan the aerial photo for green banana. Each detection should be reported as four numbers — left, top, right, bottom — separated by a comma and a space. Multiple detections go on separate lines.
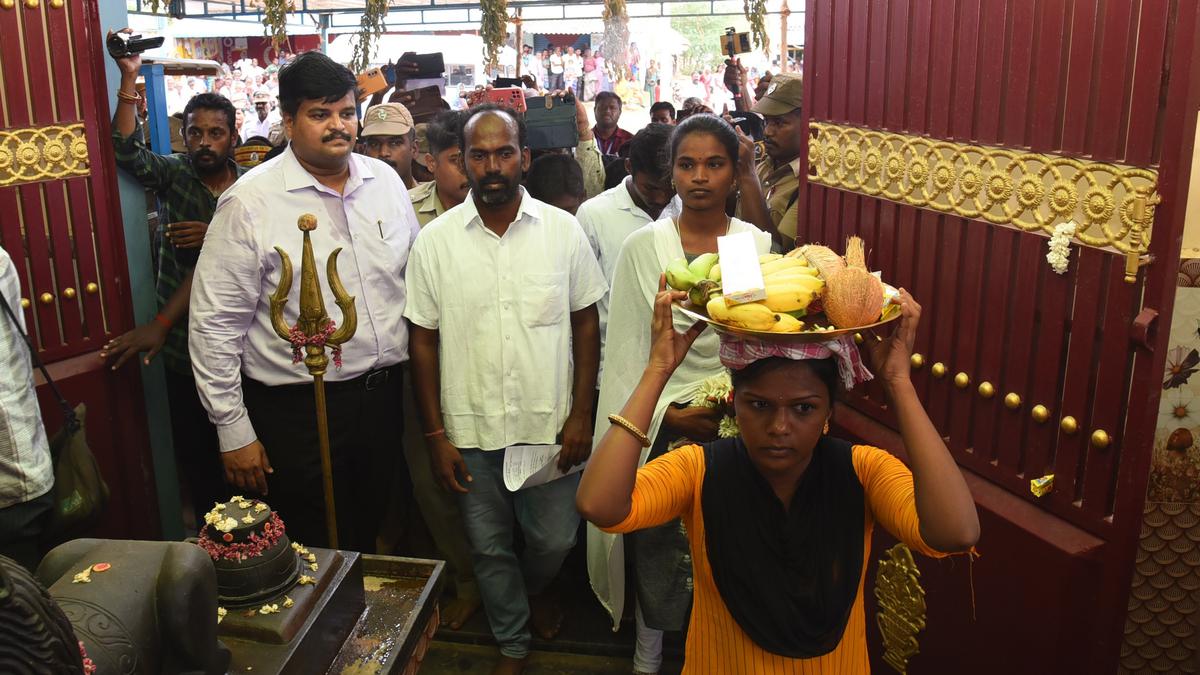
688, 252, 720, 279
665, 258, 701, 291
707, 263, 722, 282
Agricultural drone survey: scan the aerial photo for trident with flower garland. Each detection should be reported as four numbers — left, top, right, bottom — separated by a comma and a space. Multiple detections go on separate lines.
268, 214, 356, 549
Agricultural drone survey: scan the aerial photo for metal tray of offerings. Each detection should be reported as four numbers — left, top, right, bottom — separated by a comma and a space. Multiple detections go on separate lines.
674, 286, 902, 344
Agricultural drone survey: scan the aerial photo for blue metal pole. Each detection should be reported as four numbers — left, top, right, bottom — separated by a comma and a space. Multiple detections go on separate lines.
139, 63, 172, 154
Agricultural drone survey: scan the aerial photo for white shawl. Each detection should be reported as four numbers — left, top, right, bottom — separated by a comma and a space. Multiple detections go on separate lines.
586, 216, 771, 629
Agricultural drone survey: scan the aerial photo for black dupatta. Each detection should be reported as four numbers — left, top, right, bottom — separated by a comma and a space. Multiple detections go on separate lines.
700, 436, 865, 658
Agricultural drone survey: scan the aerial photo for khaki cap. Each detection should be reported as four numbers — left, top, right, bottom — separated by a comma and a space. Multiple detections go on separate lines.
413, 123, 430, 168
362, 103, 415, 137
752, 74, 802, 117
252, 90, 272, 103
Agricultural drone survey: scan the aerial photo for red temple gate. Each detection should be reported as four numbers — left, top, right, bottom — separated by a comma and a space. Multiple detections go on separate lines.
0, 0, 159, 539
800, 1, 1200, 672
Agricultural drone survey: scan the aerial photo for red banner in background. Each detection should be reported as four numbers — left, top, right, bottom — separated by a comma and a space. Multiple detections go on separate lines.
174, 35, 322, 67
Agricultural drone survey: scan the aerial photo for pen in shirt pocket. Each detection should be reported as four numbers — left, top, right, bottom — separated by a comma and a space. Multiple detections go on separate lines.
377, 219, 383, 238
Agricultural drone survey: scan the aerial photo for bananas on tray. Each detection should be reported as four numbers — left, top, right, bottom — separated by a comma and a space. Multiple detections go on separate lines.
664, 253, 825, 333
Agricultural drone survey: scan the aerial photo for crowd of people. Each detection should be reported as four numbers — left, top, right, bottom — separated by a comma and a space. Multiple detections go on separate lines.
0, 36, 978, 675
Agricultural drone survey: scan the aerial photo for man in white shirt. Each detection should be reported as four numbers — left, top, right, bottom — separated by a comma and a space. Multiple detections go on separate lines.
0, 247, 54, 572
405, 104, 605, 675
549, 47, 565, 91
575, 123, 674, 377
190, 52, 422, 552
240, 89, 276, 143
564, 47, 582, 98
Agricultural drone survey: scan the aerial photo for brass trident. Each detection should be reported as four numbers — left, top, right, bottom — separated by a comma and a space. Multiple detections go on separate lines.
268, 214, 357, 549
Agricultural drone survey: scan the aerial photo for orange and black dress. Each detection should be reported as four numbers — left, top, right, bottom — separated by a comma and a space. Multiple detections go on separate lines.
601, 437, 949, 674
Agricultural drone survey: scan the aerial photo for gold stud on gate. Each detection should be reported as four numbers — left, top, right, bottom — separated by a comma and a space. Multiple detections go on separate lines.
1004, 393, 1022, 410
19, 297, 29, 308
62, 287, 76, 300
49, 0, 61, 7
39, 292, 53, 305
23, 0, 38, 8
977, 382, 994, 399
1031, 405, 1050, 423
954, 372, 970, 389
910, 353, 924, 369
931, 362, 947, 378
86, 282, 98, 294
1090, 429, 1111, 449
0, 0, 14, 10
1060, 416, 1079, 435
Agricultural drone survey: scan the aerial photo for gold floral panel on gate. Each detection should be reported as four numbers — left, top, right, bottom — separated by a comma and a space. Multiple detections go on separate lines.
0, 123, 90, 187
808, 122, 1160, 256
875, 543, 926, 674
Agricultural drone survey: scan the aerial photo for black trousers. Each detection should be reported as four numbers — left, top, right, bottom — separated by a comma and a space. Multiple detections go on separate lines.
164, 368, 227, 526
0, 489, 53, 572
243, 364, 410, 553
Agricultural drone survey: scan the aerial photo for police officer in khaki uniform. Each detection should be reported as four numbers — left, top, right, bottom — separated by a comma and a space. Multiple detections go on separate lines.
407, 110, 469, 228
361, 102, 418, 189
740, 74, 804, 246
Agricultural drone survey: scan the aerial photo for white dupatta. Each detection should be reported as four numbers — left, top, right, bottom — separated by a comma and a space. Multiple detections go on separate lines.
586, 216, 771, 629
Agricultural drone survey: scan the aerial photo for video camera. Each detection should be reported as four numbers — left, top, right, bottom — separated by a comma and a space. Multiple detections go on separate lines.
106, 32, 165, 60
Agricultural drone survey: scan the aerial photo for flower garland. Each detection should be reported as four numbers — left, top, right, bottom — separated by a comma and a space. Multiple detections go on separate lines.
690, 372, 740, 439
198, 512, 287, 563
79, 641, 96, 674
288, 320, 342, 368
1046, 220, 1078, 275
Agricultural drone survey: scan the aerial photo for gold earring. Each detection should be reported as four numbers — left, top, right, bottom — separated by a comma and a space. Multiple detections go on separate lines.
823, 421, 830, 435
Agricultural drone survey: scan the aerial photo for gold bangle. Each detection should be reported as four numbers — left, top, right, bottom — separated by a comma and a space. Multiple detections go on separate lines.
608, 414, 651, 448
117, 89, 142, 103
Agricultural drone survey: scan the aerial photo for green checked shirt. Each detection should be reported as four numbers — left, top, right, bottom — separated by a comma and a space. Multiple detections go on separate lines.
111, 120, 245, 376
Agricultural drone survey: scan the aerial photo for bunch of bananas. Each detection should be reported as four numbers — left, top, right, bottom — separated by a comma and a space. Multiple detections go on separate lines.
664, 253, 825, 333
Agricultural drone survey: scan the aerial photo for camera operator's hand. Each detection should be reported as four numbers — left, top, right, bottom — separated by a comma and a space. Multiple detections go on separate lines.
106, 29, 142, 75
571, 92, 593, 141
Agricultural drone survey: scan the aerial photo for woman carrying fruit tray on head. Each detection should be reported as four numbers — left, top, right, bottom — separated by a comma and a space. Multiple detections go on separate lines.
578, 283, 980, 674
587, 114, 772, 675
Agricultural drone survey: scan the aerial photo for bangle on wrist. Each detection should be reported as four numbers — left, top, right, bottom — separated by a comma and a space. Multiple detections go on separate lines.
153, 313, 172, 330
117, 89, 142, 104
424, 428, 446, 438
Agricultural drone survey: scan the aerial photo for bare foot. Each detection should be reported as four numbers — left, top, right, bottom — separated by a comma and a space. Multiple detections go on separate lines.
491, 655, 528, 675
528, 591, 564, 640
440, 595, 481, 630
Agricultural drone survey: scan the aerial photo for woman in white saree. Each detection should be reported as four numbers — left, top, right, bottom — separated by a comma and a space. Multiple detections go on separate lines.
588, 114, 772, 674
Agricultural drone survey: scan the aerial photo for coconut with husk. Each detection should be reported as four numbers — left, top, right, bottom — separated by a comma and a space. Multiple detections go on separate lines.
799, 244, 847, 280
823, 236, 884, 328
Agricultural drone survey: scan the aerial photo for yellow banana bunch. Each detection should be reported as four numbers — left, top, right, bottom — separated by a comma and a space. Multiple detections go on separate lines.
706, 296, 780, 331
762, 275, 825, 313
760, 256, 811, 277
770, 313, 805, 332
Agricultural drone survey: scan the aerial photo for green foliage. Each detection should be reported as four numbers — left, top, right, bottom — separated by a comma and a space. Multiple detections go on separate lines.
480, 0, 509, 70
602, 0, 630, 77
668, 6, 750, 75
351, 0, 390, 72
263, 0, 292, 51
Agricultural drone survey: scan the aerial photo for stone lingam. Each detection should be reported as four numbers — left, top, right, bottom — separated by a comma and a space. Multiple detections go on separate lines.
2, 497, 442, 674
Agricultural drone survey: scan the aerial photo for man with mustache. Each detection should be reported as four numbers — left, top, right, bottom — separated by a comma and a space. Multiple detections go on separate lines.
241, 90, 277, 144
405, 104, 605, 674
361, 102, 419, 189
737, 73, 804, 247
189, 52, 422, 552
592, 91, 633, 158
104, 32, 244, 529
